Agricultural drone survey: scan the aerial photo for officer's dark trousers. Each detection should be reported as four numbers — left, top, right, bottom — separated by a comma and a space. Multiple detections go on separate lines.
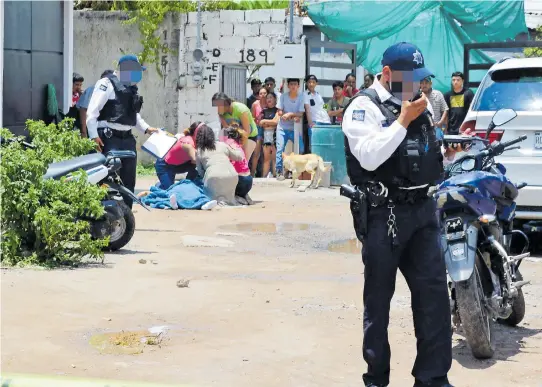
99, 131, 137, 209
361, 199, 452, 387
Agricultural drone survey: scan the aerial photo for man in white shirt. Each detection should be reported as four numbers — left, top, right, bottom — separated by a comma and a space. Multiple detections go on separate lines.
303, 74, 331, 148
86, 54, 158, 208
341, 42, 454, 387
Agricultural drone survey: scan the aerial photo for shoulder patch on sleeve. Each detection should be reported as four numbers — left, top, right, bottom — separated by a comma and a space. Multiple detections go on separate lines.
99, 84, 108, 91
352, 110, 365, 122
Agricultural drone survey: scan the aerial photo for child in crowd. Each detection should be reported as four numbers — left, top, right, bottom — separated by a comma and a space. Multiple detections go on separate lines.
259, 92, 279, 178
304, 74, 331, 145
224, 125, 254, 205
327, 81, 351, 124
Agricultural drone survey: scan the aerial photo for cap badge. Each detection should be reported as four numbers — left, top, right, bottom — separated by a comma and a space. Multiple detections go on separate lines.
413, 50, 423, 65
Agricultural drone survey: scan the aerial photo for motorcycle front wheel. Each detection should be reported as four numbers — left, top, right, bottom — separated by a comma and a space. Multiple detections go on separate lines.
499, 270, 526, 327
106, 201, 136, 251
455, 262, 495, 359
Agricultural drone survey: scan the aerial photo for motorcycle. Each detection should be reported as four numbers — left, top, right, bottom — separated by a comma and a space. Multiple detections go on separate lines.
435, 108, 531, 359
1, 137, 149, 251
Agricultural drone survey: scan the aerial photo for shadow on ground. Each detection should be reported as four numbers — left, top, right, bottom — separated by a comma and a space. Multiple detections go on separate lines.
452, 324, 542, 369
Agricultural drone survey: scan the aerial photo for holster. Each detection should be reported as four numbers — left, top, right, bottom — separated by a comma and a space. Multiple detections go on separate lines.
340, 184, 368, 242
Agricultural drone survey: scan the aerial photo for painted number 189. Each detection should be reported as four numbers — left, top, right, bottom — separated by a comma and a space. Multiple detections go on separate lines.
239, 49, 268, 63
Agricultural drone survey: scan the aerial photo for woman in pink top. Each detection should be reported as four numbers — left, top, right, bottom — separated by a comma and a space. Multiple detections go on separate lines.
154, 121, 201, 189
250, 87, 268, 176
224, 125, 253, 205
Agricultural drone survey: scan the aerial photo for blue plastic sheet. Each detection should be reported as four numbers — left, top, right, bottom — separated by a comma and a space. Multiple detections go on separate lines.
141, 179, 212, 210
306, 0, 528, 92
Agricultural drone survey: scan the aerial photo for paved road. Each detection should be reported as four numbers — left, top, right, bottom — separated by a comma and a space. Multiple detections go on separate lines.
2, 179, 541, 387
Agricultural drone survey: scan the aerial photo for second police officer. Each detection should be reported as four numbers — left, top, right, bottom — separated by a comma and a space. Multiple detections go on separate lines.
86, 54, 159, 208
341, 42, 456, 387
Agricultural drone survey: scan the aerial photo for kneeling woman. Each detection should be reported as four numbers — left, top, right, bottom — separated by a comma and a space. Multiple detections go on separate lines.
224, 125, 253, 205
154, 121, 200, 189
195, 124, 245, 205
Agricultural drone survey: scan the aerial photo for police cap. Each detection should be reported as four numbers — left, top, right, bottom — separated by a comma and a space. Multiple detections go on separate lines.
381, 42, 434, 81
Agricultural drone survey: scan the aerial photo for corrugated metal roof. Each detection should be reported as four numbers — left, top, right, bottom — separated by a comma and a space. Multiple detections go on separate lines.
525, 0, 542, 28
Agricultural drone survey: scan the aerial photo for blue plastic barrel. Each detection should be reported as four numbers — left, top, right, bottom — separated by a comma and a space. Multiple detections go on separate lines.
310, 124, 350, 186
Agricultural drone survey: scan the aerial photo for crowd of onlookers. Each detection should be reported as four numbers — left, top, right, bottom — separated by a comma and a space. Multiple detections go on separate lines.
66, 69, 475, 207
240, 72, 378, 180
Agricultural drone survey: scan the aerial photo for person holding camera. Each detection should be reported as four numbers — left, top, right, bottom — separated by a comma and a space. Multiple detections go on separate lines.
341, 42, 456, 387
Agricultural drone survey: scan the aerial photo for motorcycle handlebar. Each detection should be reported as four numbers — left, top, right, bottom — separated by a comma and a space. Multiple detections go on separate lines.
480, 135, 527, 158
500, 135, 527, 149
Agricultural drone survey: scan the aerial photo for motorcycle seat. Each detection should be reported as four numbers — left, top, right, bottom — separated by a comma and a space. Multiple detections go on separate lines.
106, 150, 136, 159
44, 153, 107, 180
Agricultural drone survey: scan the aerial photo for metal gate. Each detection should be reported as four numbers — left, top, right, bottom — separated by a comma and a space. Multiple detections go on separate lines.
305, 38, 357, 103
3, 1, 64, 135
220, 65, 247, 103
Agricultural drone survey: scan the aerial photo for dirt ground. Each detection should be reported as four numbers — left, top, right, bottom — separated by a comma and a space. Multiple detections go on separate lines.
2, 177, 542, 387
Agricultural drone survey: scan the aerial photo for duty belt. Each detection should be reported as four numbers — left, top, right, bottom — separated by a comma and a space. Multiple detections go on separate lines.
98, 127, 132, 139
360, 182, 429, 250
361, 182, 429, 207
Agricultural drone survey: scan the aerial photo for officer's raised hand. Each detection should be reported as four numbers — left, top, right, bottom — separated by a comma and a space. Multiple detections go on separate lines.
398, 93, 428, 128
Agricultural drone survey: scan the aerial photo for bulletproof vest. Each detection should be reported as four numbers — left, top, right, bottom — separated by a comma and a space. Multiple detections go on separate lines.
97, 74, 143, 126
343, 88, 443, 188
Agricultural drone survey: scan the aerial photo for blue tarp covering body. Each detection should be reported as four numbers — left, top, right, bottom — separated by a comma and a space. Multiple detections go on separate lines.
141, 179, 212, 210
306, 0, 529, 92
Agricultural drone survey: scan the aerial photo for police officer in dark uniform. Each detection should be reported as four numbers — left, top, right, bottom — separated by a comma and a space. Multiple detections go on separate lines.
341, 43, 455, 387
86, 55, 158, 208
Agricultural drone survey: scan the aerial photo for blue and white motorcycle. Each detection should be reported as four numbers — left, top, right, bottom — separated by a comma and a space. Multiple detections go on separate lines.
434, 109, 530, 359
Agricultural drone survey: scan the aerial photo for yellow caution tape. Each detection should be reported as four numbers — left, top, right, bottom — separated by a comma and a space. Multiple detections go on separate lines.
0, 373, 194, 387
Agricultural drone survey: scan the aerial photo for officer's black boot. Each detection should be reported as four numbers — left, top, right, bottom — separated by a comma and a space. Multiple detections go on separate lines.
414, 378, 453, 387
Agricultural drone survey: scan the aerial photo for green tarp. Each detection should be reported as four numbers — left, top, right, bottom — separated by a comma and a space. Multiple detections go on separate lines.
306, 0, 528, 92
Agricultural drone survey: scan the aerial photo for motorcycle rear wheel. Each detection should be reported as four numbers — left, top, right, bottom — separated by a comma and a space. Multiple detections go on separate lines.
456, 263, 495, 359
106, 202, 135, 251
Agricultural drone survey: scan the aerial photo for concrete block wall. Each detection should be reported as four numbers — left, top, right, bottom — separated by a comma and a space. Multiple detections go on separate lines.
73, 9, 304, 159
178, 9, 304, 129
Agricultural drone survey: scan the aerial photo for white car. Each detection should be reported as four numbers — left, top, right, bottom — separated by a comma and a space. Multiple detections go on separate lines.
460, 57, 542, 221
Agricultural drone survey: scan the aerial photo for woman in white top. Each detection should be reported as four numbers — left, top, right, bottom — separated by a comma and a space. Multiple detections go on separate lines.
195, 124, 244, 206
304, 74, 331, 143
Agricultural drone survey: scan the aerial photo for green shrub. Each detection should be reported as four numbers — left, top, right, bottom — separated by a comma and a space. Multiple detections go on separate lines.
0, 119, 109, 267
524, 26, 542, 58
136, 162, 156, 176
